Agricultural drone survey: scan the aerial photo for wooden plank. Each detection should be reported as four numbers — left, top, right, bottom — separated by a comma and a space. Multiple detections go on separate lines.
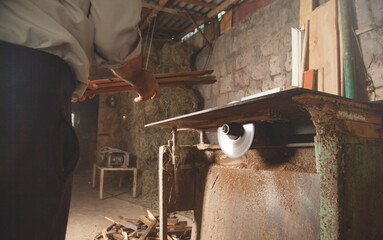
175, 0, 217, 9
158, 146, 169, 240
317, 68, 324, 92
84, 79, 216, 96
343, 120, 381, 139
300, 21, 309, 88
300, 0, 315, 27
142, 3, 180, 16
140, 0, 169, 31
146, 210, 156, 221
291, 27, 302, 87
139, 216, 152, 226
307, 0, 340, 95
139, 219, 158, 240
93, 76, 216, 88
303, 69, 317, 90
220, 10, 232, 34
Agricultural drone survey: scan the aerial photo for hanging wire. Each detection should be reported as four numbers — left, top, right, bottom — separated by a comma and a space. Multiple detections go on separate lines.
145, 15, 157, 70
143, 20, 151, 57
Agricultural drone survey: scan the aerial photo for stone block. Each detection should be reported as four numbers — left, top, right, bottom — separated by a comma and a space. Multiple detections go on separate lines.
220, 74, 233, 93
261, 42, 273, 56
285, 51, 292, 72
235, 69, 250, 87
273, 74, 287, 88
372, 87, 383, 101
251, 61, 268, 80
368, 56, 383, 87
229, 89, 246, 101
217, 93, 230, 106
269, 56, 281, 76
261, 77, 275, 91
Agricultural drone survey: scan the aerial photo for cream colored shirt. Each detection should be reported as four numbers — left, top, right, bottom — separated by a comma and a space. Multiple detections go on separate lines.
0, 0, 142, 98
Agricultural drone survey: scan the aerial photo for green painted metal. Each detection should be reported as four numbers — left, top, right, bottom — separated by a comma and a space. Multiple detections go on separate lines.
342, 137, 383, 239
316, 136, 383, 240
315, 136, 344, 240
339, 0, 357, 99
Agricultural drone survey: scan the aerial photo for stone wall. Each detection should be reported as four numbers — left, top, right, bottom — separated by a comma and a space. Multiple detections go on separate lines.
192, 0, 299, 110
354, 0, 383, 101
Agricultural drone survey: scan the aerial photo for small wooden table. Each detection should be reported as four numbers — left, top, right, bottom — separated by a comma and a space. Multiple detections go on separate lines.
92, 164, 137, 200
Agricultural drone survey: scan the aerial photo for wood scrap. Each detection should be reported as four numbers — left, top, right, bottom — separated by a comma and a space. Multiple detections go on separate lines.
85, 70, 216, 97
95, 211, 191, 240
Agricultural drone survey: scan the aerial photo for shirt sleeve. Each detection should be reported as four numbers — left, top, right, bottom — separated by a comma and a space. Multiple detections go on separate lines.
89, 0, 142, 68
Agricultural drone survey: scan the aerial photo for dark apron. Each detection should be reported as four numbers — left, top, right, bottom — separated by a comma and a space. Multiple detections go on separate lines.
0, 41, 79, 240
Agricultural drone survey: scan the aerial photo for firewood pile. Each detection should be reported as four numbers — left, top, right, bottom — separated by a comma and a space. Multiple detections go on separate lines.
94, 210, 191, 240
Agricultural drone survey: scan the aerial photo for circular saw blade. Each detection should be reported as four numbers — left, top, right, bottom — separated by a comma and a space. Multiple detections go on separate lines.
217, 123, 255, 158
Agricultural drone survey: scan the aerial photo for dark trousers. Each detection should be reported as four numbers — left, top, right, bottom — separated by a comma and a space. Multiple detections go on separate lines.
0, 41, 79, 239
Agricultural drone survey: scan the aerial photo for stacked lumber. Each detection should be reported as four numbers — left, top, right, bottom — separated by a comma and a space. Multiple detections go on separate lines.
85, 70, 215, 97
94, 210, 191, 240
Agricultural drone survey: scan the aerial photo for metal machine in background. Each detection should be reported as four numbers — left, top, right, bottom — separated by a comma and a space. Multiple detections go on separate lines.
146, 88, 383, 240
99, 147, 129, 168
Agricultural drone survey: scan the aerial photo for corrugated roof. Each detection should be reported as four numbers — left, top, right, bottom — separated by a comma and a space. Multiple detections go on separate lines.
140, 0, 228, 40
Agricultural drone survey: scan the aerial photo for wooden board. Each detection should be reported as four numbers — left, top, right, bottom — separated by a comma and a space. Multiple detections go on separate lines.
300, 0, 315, 27
307, 0, 340, 95
220, 10, 232, 34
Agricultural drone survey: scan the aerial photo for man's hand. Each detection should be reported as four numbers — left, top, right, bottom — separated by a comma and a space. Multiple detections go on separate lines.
131, 69, 159, 102
72, 81, 98, 102
111, 53, 160, 102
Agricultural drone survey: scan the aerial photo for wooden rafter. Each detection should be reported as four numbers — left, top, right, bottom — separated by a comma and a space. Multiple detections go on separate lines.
140, 0, 169, 31
142, 7, 189, 21
175, 0, 217, 9
177, 0, 240, 39
155, 26, 184, 33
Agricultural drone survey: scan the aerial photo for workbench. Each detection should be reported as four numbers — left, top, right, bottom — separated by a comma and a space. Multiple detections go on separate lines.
92, 164, 137, 200
146, 88, 383, 240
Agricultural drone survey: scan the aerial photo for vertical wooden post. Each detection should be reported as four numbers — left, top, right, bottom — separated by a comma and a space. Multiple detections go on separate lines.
99, 169, 105, 200
92, 163, 97, 188
159, 146, 169, 240
132, 169, 137, 198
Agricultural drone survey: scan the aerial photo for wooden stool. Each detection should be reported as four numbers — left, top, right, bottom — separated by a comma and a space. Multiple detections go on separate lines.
92, 164, 137, 200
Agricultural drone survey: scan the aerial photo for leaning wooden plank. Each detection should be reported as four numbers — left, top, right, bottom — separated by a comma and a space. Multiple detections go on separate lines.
300, 0, 315, 27
146, 210, 157, 221
139, 216, 152, 226
139, 219, 158, 240
307, 0, 340, 95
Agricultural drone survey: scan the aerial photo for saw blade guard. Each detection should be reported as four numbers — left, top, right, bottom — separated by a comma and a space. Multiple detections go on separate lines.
217, 123, 255, 158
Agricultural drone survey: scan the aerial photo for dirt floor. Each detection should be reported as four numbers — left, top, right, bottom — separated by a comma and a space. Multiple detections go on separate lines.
66, 170, 157, 240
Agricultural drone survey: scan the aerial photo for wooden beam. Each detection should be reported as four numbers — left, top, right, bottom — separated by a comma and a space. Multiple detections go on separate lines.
155, 26, 184, 33
140, 0, 170, 31
142, 7, 189, 21
175, 0, 217, 9
177, 0, 240, 39
142, 2, 179, 15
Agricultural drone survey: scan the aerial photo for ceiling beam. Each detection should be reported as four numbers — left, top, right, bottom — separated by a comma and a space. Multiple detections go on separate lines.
142, 7, 189, 21
140, 0, 169, 31
175, 0, 217, 9
155, 26, 184, 33
142, 2, 179, 15
177, 0, 240, 39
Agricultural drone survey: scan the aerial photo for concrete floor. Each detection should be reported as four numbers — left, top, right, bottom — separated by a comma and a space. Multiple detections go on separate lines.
66, 171, 157, 240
